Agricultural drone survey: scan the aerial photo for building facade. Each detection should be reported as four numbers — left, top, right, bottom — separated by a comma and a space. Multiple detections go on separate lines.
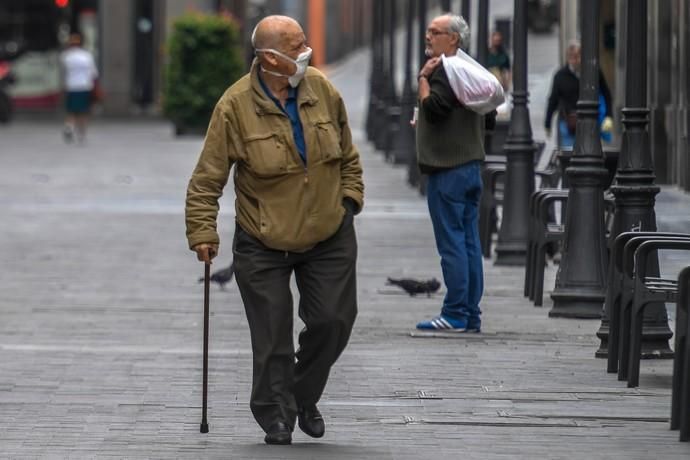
3, 0, 370, 116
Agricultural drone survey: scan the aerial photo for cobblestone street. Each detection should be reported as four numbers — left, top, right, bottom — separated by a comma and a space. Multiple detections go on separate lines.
1, 47, 690, 459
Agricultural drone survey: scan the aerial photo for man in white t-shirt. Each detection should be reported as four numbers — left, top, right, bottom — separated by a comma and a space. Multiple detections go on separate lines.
60, 33, 98, 143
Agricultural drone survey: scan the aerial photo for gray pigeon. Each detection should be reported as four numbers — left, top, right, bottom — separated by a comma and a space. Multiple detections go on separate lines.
199, 262, 235, 290
386, 277, 441, 297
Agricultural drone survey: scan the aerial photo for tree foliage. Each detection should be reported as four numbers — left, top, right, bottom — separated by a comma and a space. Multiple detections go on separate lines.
164, 13, 243, 132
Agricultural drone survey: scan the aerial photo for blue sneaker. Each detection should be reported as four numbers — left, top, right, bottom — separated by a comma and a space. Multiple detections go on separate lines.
416, 315, 469, 332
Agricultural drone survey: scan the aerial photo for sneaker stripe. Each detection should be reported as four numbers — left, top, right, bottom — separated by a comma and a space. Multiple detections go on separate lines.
439, 317, 454, 329
432, 318, 447, 329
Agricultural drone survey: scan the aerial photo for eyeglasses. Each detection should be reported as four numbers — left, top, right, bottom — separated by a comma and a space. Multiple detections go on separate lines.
426, 29, 450, 37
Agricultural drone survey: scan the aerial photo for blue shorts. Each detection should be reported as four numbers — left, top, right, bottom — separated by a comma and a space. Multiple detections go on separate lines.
65, 91, 92, 114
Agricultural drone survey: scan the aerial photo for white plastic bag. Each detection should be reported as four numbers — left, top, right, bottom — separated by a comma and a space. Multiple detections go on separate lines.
441, 49, 505, 115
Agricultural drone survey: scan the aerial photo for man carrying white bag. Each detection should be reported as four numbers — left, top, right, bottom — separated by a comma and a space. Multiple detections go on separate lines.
414, 13, 501, 332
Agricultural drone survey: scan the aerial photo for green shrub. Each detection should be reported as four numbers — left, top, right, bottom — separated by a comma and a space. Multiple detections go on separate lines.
163, 12, 244, 133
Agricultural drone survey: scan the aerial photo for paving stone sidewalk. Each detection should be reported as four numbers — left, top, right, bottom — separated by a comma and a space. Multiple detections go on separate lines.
1, 53, 690, 459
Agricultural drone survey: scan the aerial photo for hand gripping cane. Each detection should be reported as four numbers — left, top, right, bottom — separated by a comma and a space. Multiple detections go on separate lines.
200, 260, 210, 433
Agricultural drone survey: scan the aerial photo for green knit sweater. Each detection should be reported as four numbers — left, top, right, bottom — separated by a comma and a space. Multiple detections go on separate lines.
416, 65, 485, 172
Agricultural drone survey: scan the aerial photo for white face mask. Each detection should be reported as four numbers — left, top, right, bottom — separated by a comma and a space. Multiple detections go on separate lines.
256, 47, 313, 87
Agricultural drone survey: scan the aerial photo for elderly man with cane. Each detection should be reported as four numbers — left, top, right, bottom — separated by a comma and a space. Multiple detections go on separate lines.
185, 15, 363, 445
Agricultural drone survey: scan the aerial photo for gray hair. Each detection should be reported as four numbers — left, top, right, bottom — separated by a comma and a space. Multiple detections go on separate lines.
251, 24, 258, 47
443, 14, 470, 52
566, 39, 581, 54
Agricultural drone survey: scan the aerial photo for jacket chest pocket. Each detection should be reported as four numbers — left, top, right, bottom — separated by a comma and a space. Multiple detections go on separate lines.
313, 121, 342, 162
244, 132, 288, 177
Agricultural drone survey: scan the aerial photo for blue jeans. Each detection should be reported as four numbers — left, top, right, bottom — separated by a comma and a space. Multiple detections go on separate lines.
426, 161, 484, 321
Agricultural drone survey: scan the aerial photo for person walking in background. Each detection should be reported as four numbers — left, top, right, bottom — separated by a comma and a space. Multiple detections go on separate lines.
486, 30, 511, 91
185, 15, 363, 445
60, 33, 98, 144
415, 13, 484, 333
545, 41, 613, 148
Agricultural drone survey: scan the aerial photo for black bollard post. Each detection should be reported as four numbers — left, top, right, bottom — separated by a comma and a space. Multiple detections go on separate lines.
595, 0, 673, 358
494, 0, 536, 266
548, 0, 609, 319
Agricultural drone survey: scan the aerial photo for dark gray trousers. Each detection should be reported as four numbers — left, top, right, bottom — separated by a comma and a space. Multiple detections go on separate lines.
232, 212, 358, 433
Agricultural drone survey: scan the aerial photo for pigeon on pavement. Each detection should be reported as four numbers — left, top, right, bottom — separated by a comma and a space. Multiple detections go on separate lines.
199, 262, 235, 290
386, 277, 441, 297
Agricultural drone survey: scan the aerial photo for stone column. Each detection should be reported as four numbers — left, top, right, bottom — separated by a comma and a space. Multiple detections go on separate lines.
99, 0, 134, 115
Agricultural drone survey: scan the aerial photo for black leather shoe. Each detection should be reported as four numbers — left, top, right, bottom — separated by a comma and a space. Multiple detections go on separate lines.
264, 422, 292, 445
298, 405, 325, 438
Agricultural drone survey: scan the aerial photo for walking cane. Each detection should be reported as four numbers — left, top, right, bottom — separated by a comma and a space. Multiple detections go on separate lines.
200, 260, 210, 433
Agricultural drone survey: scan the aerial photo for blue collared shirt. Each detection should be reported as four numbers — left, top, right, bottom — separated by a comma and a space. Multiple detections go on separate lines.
258, 74, 306, 164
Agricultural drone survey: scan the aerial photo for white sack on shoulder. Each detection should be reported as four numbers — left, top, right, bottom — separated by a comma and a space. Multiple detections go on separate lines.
441, 49, 505, 115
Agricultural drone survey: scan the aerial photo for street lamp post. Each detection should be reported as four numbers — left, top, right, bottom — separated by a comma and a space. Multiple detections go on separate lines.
548, 0, 609, 319
375, 0, 393, 151
476, 0, 489, 65
390, 0, 417, 165
494, 0, 536, 266
408, 0, 428, 188
462, 0, 470, 26
476, 0, 492, 156
384, 0, 401, 161
365, 0, 383, 142
596, 0, 673, 358
417, 0, 428, 95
